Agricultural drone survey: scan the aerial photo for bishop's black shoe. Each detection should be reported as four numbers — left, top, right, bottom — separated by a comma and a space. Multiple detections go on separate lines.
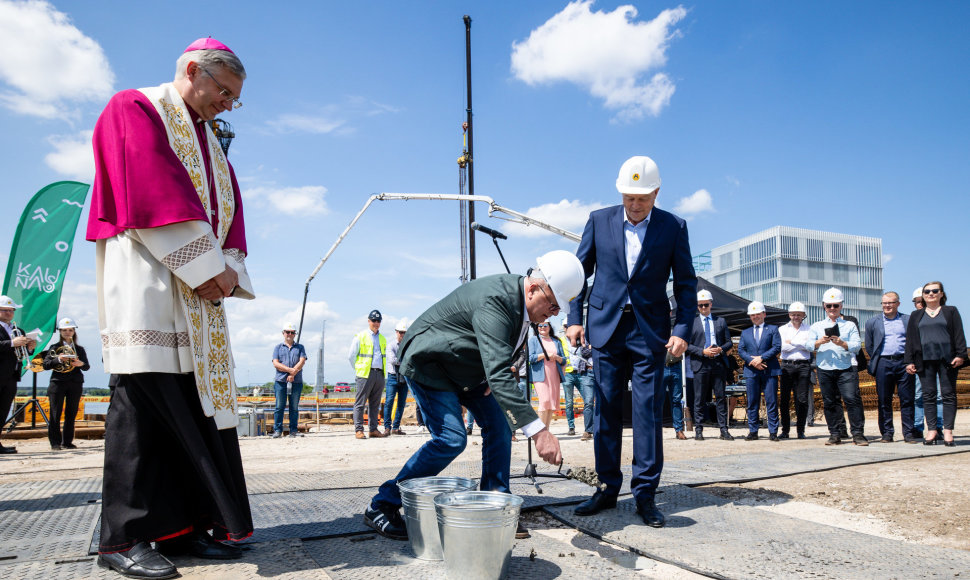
97, 542, 178, 579
573, 490, 618, 516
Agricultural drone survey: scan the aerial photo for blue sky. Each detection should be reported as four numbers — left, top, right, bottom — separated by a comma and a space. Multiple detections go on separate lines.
0, 0, 967, 387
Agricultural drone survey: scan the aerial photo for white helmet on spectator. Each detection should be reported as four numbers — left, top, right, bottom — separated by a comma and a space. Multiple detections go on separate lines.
912, 287, 923, 300
616, 156, 661, 195
747, 301, 766, 315
822, 288, 844, 303
788, 302, 806, 313
0, 296, 22, 309
282, 322, 297, 332
697, 290, 713, 302
395, 319, 408, 332
56, 317, 78, 329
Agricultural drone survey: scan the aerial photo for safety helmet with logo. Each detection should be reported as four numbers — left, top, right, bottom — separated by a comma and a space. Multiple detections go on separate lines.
747, 301, 766, 315
912, 287, 923, 300
788, 301, 806, 313
282, 322, 297, 332
0, 296, 22, 309
534, 250, 585, 316
395, 319, 408, 332
616, 155, 661, 195
822, 288, 844, 304
697, 290, 713, 302
56, 317, 78, 329
368, 309, 382, 322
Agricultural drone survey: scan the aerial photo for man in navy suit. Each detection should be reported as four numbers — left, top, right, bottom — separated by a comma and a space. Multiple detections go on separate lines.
566, 155, 697, 528
864, 291, 915, 442
738, 301, 782, 441
686, 289, 735, 441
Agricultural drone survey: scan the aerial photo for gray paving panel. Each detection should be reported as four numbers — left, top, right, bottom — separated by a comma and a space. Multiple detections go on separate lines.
546, 484, 970, 579
302, 526, 646, 579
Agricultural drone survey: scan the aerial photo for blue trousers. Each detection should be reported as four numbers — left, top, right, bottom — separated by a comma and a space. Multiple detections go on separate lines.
274, 381, 302, 433
371, 379, 511, 511
591, 312, 664, 502
874, 357, 915, 438
383, 373, 409, 430
562, 371, 595, 432
662, 363, 685, 432
745, 372, 778, 434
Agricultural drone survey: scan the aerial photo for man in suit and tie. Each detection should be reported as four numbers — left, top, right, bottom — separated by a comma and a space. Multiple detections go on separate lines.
567, 155, 697, 528
738, 301, 782, 441
864, 291, 916, 443
364, 251, 585, 540
686, 289, 735, 441
0, 295, 37, 454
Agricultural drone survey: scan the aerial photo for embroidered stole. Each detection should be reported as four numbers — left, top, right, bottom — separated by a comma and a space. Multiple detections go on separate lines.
139, 83, 238, 429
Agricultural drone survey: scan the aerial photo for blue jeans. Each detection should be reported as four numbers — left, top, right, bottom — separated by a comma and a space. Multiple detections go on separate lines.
383, 373, 409, 430
274, 380, 302, 433
562, 371, 595, 432
662, 363, 685, 432
913, 374, 943, 432
371, 379, 511, 511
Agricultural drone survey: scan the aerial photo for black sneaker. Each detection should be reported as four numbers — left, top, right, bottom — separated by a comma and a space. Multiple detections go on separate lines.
364, 506, 408, 540
825, 436, 841, 446
567, 428, 576, 436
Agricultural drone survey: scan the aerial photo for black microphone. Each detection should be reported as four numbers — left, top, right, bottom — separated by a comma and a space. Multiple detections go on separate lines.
470, 222, 508, 240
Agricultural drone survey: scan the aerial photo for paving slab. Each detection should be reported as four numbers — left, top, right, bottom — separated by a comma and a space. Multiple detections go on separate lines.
546, 484, 970, 580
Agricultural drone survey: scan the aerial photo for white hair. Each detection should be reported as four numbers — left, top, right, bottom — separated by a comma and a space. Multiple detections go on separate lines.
174, 49, 246, 81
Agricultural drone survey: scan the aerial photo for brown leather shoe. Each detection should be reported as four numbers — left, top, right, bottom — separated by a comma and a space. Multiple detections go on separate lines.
580, 432, 592, 441
391, 429, 407, 435
675, 431, 687, 440
384, 428, 392, 436
369, 430, 385, 438
355, 431, 366, 440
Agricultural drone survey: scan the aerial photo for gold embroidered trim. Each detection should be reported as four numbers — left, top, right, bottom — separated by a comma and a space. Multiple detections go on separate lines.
162, 235, 215, 270
101, 330, 191, 348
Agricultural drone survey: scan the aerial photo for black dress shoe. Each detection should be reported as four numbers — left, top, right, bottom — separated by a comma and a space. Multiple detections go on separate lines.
944, 440, 957, 447
778, 432, 790, 439
769, 433, 780, 442
719, 431, 735, 441
797, 431, 806, 439
635, 497, 665, 528
97, 542, 178, 579
51, 444, 63, 450
63, 443, 77, 449
0, 444, 17, 454
187, 532, 242, 559
574, 490, 618, 516
694, 430, 705, 441
744, 432, 759, 441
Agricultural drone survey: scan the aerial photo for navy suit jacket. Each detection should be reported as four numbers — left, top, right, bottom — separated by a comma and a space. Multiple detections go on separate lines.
864, 313, 909, 375
566, 205, 697, 351
738, 324, 781, 378
686, 314, 732, 372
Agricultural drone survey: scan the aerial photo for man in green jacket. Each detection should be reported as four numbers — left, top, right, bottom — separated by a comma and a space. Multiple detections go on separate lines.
364, 251, 585, 540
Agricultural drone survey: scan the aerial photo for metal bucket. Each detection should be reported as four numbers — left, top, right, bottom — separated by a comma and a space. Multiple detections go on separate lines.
398, 476, 478, 560
434, 491, 523, 580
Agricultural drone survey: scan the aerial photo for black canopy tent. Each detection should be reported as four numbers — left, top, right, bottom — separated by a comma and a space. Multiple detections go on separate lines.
670, 276, 791, 336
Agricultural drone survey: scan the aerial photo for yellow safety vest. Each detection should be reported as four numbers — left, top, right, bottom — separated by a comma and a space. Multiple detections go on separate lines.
354, 331, 387, 378
558, 336, 574, 373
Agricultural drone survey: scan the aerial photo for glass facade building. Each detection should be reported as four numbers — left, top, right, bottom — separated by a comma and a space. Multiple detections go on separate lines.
705, 226, 883, 325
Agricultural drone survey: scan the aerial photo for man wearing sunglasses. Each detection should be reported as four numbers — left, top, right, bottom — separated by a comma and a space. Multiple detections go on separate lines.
272, 324, 308, 438
88, 38, 253, 579
807, 288, 866, 446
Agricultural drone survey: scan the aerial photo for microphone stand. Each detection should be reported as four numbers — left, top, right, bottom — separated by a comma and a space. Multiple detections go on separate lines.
4, 359, 49, 432
478, 230, 568, 493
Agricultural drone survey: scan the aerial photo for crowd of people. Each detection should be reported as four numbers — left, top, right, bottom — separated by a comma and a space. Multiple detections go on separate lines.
0, 36, 965, 580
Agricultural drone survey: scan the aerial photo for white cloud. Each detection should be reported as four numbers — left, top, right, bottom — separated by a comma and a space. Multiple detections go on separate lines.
44, 130, 94, 180
883, 253, 893, 265
243, 185, 330, 216
505, 199, 607, 238
511, 1, 686, 122
265, 114, 346, 135
264, 99, 399, 135
0, 0, 114, 120
673, 189, 714, 217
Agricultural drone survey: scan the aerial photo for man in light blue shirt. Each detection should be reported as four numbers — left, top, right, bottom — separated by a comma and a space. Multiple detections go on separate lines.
864, 292, 915, 443
805, 288, 866, 446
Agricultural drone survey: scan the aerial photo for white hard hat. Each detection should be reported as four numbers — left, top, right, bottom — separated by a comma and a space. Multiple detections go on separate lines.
747, 301, 766, 315
535, 250, 585, 316
912, 287, 923, 300
616, 155, 661, 195
822, 287, 844, 303
395, 319, 408, 332
0, 296, 22, 309
788, 301, 806, 313
282, 322, 297, 332
56, 317, 78, 329
697, 290, 713, 302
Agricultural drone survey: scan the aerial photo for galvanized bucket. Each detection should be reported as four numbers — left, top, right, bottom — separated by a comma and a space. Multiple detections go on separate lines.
434, 491, 524, 580
397, 476, 478, 560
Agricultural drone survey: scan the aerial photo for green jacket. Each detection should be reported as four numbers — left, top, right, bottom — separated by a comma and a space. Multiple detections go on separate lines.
399, 274, 537, 431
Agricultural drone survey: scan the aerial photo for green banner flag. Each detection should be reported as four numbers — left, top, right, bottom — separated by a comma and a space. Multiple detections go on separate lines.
2, 181, 90, 375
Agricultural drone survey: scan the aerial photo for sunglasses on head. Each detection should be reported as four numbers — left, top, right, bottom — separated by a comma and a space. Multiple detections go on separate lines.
923, 288, 941, 295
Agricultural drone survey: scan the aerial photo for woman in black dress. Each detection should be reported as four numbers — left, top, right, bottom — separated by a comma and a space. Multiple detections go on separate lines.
43, 317, 90, 450
904, 282, 966, 446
